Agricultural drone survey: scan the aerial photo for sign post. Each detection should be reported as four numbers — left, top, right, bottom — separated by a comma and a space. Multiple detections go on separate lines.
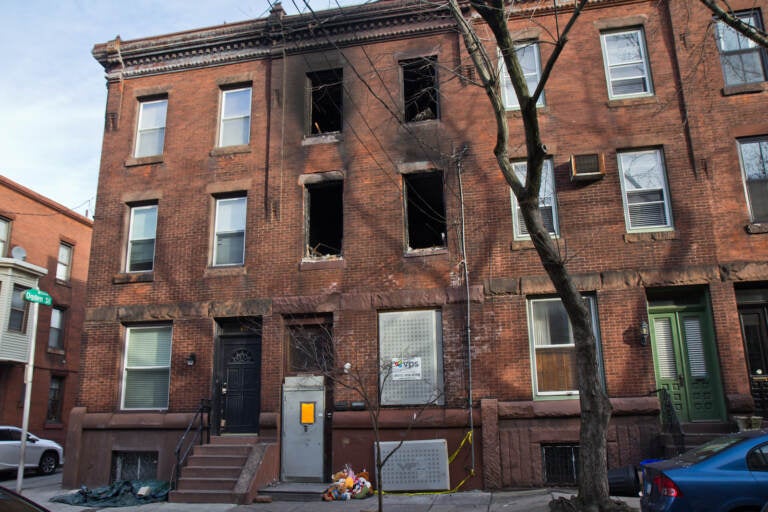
16, 288, 51, 492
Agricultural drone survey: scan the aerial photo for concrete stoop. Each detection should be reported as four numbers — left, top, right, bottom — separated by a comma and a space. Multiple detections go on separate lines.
169, 435, 278, 504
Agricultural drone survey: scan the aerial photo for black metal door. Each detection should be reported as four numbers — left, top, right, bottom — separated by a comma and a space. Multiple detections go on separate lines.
218, 334, 261, 433
739, 305, 768, 417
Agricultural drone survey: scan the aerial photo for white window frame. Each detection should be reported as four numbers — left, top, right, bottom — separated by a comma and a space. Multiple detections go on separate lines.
213, 196, 247, 266
0, 217, 9, 258
121, 325, 172, 410
56, 243, 72, 282
600, 28, 653, 99
134, 99, 167, 158
218, 87, 252, 147
527, 296, 602, 398
715, 11, 767, 87
8, 284, 28, 333
510, 159, 559, 240
500, 41, 544, 110
48, 307, 65, 350
618, 148, 673, 232
126, 204, 158, 273
738, 136, 768, 223
378, 309, 444, 406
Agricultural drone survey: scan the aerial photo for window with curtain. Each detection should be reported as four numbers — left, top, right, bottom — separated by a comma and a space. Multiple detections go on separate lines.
528, 296, 602, 396
48, 307, 65, 350
56, 243, 73, 282
122, 325, 172, 410
618, 148, 673, 231
213, 196, 246, 266
510, 159, 558, 239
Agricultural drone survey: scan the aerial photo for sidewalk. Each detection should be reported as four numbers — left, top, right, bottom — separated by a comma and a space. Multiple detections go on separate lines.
4, 472, 640, 512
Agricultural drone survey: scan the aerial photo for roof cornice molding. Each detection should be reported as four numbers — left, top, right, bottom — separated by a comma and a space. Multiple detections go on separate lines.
92, 0, 459, 80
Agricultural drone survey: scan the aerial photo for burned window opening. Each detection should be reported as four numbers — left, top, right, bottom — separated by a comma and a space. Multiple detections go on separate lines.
287, 320, 334, 373
404, 171, 446, 251
308, 69, 343, 135
306, 180, 343, 257
401, 57, 439, 123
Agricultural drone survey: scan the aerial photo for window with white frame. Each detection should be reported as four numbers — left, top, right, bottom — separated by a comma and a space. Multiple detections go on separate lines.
378, 310, 444, 406
8, 285, 28, 333
56, 243, 72, 282
213, 196, 246, 266
600, 28, 653, 99
511, 159, 558, 239
219, 87, 252, 147
127, 204, 158, 272
0, 217, 9, 257
618, 149, 673, 231
134, 99, 167, 158
715, 11, 767, 87
501, 41, 544, 109
48, 307, 65, 350
122, 325, 171, 410
738, 137, 768, 222
528, 296, 602, 397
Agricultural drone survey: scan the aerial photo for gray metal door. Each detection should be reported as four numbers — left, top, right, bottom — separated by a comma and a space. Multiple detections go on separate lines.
281, 375, 325, 482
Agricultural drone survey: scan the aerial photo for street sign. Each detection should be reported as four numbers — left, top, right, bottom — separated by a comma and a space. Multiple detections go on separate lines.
23, 289, 52, 307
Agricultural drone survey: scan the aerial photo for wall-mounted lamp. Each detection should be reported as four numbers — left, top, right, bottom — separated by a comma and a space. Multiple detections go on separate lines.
640, 321, 650, 347
186, 353, 197, 366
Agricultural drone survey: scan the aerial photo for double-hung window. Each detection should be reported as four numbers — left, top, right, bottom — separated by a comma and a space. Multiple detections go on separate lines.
528, 296, 602, 397
0, 217, 9, 257
46, 376, 63, 423
511, 159, 558, 239
213, 196, 246, 266
501, 41, 544, 109
48, 307, 65, 350
378, 310, 444, 406
738, 137, 768, 222
8, 285, 28, 332
56, 243, 72, 282
134, 99, 167, 158
600, 28, 653, 99
219, 87, 252, 147
127, 204, 158, 272
618, 149, 673, 231
715, 11, 767, 87
122, 325, 172, 410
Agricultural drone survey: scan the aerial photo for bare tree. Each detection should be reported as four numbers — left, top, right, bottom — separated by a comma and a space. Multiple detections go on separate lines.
698, 0, 768, 48
446, 1, 621, 510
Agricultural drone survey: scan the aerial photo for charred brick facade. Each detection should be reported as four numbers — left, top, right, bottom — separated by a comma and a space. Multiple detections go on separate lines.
69, 0, 768, 493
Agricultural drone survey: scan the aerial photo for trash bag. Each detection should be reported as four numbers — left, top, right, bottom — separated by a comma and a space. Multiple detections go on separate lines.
51, 479, 169, 507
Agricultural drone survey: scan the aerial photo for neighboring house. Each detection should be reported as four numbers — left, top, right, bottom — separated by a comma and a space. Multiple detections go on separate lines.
68, 0, 768, 500
0, 176, 92, 448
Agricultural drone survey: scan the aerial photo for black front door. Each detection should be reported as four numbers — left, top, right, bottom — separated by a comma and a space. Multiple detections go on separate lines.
739, 304, 768, 417
217, 330, 262, 434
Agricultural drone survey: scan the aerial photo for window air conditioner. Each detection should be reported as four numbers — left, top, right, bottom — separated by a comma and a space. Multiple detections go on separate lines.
570, 153, 605, 181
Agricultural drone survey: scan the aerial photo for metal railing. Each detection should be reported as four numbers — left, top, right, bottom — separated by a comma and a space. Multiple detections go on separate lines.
650, 388, 685, 455
171, 398, 211, 489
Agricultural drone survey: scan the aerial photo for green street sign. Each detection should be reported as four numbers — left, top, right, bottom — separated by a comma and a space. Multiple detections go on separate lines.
23, 288, 52, 307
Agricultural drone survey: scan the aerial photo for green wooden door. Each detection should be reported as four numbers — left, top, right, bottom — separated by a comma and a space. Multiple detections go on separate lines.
650, 310, 725, 422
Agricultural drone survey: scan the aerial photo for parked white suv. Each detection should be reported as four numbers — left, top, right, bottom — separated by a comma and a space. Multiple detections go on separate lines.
0, 426, 63, 475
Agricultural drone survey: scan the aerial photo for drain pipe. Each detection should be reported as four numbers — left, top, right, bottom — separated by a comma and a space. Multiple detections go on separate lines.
455, 144, 475, 473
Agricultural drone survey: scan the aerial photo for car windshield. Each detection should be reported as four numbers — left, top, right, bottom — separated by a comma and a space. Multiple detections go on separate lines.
677, 434, 749, 463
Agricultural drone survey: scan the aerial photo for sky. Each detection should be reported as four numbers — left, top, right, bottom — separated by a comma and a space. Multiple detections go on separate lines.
0, 0, 362, 218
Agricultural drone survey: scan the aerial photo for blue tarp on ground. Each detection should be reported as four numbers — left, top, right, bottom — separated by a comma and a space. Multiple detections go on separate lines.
51, 480, 169, 507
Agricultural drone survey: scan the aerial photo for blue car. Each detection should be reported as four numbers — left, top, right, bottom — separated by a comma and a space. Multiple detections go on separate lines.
641, 430, 768, 512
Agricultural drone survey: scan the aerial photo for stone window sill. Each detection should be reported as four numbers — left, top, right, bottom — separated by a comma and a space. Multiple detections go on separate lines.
300, 258, 345, 270
302, 133, 342, 146
722, 82, 765, 96
113, 272, 154, 284
125, 155, 163, 167
624, 230, 677, 243
209, 145, 251, 157
746, 223, 768, 234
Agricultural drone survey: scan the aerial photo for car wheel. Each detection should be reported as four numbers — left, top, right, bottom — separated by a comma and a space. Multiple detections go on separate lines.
37, 451, 58, 475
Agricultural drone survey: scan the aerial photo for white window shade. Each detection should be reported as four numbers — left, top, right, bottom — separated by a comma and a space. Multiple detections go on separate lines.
123, 326, 171, 409
379, 310, 443, 405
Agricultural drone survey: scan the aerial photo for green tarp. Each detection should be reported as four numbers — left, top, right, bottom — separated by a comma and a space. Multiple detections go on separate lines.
51, 480, 169, 507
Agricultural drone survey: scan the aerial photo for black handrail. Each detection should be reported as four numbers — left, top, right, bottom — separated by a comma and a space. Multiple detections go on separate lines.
650, 388, 685, 454
171, 398, 211, 489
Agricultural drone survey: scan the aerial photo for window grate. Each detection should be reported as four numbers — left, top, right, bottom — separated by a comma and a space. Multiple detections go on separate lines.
542, 444, 579, 485
111, 451, 158, 482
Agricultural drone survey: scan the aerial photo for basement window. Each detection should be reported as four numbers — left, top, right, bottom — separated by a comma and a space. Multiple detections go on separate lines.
111, 451, 158, 482
542, 444, 579, 485
401, 57, 439, 123
308, 69, 343, 135
306, 180, 343, 258
404, 171, 446, 251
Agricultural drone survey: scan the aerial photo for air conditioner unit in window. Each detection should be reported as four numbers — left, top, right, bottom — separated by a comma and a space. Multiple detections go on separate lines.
570, 153, 605, 181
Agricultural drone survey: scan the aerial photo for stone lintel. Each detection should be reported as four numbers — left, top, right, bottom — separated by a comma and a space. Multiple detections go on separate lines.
721, 262, 768, 282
